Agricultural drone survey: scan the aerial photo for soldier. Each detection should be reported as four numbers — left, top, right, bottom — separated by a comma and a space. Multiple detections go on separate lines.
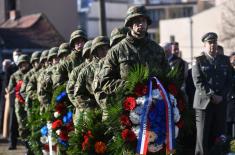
57, 42, 71, 62
26, 50, 48, 102
37, 47, 58, 109
8, 54, 31, 153
96, 5, 169, 96
192, 32, 233, 155
53, 29, 87, 85
66, 40, 93, 106
110, 27, 129, 47
20, 51, 41, 101
93, 27, 129, 116
73, 36, 110, 122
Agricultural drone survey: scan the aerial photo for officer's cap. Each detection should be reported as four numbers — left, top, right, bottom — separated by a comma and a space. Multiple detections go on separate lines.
201, 32, 218, 42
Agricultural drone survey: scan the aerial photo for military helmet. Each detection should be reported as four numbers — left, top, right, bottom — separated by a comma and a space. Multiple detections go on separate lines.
30, 51, 41, 63
17, 54, 29, 66
69, 29, 88, 47
110, 27, 129, 47
58, 43, 70, 57
40, 50, 49, 63
91, 36, 110, 54
47, 47, 59, 61
82, 40, 92, 57
124, 5, 151, 27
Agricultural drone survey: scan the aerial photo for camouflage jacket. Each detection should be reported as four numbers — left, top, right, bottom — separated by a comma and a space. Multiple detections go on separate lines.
20, 67, 36, 100
66, 60, 90, 105
26, 67, 43, 100
8, 69, 24, 94
97, 32, 170, 94
53, 50, 83, 85
73, 58, 100, 109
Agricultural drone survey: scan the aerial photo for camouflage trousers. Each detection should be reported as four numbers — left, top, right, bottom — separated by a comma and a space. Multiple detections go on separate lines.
15, 100, 28, 140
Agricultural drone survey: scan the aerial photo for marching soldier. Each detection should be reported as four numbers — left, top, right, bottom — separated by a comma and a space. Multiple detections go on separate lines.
192, 32, 233, 155
73, 36, 110, 122
57, 42, 71, 62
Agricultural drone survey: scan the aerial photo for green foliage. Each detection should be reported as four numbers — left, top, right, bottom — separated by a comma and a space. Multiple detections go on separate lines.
124, 64, 149, 94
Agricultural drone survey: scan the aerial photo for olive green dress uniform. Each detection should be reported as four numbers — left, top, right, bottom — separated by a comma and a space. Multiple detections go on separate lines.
192, 32, 233, 155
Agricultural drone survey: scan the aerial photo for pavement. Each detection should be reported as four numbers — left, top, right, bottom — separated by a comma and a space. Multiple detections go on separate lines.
0, 137, 26, 155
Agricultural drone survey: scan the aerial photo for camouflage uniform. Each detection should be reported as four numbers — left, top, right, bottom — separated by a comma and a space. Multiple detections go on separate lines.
96, 6, 169, 95
58, 42, 71, 62
73, 36, 109, 123
8, 55, 30, 140
52, 29, 87, 86
66, 40, 92, 105
37, 47, 58, 108
20, 51, 41, 101
26, 50, 48, 101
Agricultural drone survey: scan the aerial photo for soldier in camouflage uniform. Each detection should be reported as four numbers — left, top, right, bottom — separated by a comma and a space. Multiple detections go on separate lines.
20, 51, 41, 104
37, 47, 59, 111
95, 5, 169, 99
53, 29, 87, 85
25, 50, 48, 102
58, 42, 71, 62
93, 27, 129, 117
73, 36, 110, 123
66, 40, 93, 106
8, 55, 31, 153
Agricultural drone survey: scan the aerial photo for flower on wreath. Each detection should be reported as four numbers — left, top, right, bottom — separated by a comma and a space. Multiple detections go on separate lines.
121, 129, 137, 142
120, 115, 132, 127
82, 130, 93, 151
65, 121, 74, 132
58, 130, 69, 141
40, 136, 48, 144
15, 80, 25, 104
56, 91, 67, 102
123, 97, 137, 111
55, 103, 66, 114
40, 126, 48, 136
167, 83, 178, 96
95, 141, 107, 154
129, 111, 140, 125
54, 111, 61, 118
134, 83, 148, 97
52, 119, 63, 130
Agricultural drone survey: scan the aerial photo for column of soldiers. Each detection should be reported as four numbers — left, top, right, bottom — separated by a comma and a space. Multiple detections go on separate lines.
5, 5, 235, 155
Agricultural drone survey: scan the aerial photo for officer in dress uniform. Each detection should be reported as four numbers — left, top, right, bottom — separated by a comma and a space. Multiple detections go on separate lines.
192, 32, 233, 155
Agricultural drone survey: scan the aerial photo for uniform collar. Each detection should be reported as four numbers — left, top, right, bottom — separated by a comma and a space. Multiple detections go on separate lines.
126, 31, 148, 45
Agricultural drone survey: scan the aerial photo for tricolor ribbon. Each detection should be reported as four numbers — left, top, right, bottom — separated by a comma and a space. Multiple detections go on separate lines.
153, 77, 175, 154
136, 77, 175, 155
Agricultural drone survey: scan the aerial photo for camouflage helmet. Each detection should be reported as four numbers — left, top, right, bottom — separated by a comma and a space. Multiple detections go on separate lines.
82, 40, 92, 57
58, 43, 70, 57
91, 36, 110, 54
40, 50, 49, 63
30, 51, 41, 63
110, 27, 129, 47
124, 5, 151, 27
69, 29, 88, 47
47, 47, 59, 61
17, 54, 29, 66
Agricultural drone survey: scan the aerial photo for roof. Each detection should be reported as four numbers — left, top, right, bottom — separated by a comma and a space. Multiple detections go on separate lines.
0, 13, 65, 49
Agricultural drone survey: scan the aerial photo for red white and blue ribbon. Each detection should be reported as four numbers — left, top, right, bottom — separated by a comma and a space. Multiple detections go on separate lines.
136, 79, 153, 155
153, 77, 175, 154
136, 77, 175, 155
